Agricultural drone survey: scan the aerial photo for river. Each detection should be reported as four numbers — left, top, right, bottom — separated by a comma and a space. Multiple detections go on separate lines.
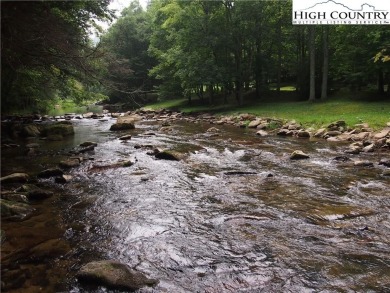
1, 116, 389, 292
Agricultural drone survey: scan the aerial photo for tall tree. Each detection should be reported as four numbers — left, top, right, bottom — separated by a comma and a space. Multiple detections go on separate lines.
308, 26, 316, 101
102, 0, 156, 103
321, 26, 329, 100
1, 1, 112, 112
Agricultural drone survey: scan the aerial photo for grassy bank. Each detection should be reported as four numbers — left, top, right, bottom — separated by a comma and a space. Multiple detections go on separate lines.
143, 91, 390, 130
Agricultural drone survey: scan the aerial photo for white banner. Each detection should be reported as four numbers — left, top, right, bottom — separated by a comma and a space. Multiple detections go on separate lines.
292, 0, 390, 25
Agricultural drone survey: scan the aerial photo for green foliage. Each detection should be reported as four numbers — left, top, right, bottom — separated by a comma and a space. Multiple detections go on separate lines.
1, 0, 112, 114
100, 0, 157, 105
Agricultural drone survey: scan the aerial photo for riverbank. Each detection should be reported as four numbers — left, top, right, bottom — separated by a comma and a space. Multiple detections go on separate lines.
1, 109, 389, 291
142, 93, 390, 130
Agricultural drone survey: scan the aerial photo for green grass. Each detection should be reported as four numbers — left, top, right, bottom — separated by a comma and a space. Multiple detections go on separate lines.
47, 99, 102, 116
227, 99, 389, 130
143, 91, 390, 130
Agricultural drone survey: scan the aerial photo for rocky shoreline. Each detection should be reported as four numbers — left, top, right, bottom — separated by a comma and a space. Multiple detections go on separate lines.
1, 108, 389, 291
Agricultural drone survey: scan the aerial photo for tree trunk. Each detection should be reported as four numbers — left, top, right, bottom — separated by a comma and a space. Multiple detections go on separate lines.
378, 69, 385, 95
276, 4, 282, 94
208, 85, 214, 105
308, 26, 316, 102
321, 27, 329, 101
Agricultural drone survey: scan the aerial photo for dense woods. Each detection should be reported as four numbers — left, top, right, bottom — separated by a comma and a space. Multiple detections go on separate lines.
1, 0, 389, 113
1, 0, 113, 112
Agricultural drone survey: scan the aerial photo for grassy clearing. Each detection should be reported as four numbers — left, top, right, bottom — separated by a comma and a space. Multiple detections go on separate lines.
143, 90, 390, 130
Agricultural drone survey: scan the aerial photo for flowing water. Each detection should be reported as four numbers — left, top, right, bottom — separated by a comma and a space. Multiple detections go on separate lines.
1, 117, 390, 292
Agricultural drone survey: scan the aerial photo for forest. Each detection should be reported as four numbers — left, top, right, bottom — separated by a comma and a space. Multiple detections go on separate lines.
1, 0, 389, 114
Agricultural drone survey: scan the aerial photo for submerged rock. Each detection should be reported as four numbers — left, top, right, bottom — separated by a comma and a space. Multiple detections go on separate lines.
0, 199, 35, 220
379, 158, 390, 167
290, 150, 310, 160
206, 127, 220, 133
0, 173, 29, 184
77, 260, 158, 291
80, 141, 98, 147
38, 168, 64, 178
333, 156, 352, 162
19, 184, 54, 200
59, 159, 80, 169
29, 238, 71, 261
155, 150, 183, 161
1, 192, 29, 203
354, 160, 374, 167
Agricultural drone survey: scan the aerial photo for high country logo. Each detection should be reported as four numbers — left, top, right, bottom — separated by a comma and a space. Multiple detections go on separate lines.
292, 0, 390, 25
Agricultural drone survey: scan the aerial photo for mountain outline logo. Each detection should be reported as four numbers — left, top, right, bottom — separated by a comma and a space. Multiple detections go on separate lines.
292, 0, 390, 25
300, 0, 385, 12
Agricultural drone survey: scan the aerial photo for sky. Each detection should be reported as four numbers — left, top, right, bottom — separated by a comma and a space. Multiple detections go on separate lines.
109, 0, 149, 17
90, 0, 148, 40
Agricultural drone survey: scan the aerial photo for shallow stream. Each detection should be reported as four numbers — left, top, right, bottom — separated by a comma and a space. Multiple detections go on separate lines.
1, 118, 389, 292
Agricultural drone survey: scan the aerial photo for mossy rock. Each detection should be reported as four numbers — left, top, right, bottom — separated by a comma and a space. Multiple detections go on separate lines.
19, 184, 54, 200
21, 124, 41, 137
1, 199, 35, 220
41, 122, 74, 137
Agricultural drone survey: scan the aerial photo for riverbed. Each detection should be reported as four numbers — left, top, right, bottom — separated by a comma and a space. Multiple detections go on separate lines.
1, 117, 389, 292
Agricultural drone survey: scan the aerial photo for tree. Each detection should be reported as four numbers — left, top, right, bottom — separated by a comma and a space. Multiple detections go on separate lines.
321, 26, 329, 100
308, 26, 316, 101
101, 0, 157, 104
1, 1, 113, 113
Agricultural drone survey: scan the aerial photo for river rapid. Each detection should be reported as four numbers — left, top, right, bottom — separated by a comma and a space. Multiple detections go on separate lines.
1, 116, 390, 292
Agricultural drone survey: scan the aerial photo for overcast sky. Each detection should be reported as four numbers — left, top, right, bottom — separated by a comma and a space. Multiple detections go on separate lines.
90, 0, 148, 40
109, 0, 149, 16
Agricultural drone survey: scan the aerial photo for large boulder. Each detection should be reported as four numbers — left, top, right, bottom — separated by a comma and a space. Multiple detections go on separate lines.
77, 260, 158, 291
21, 124, 41, 137
110, 117, 135, 131
41, 122, 74, 138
